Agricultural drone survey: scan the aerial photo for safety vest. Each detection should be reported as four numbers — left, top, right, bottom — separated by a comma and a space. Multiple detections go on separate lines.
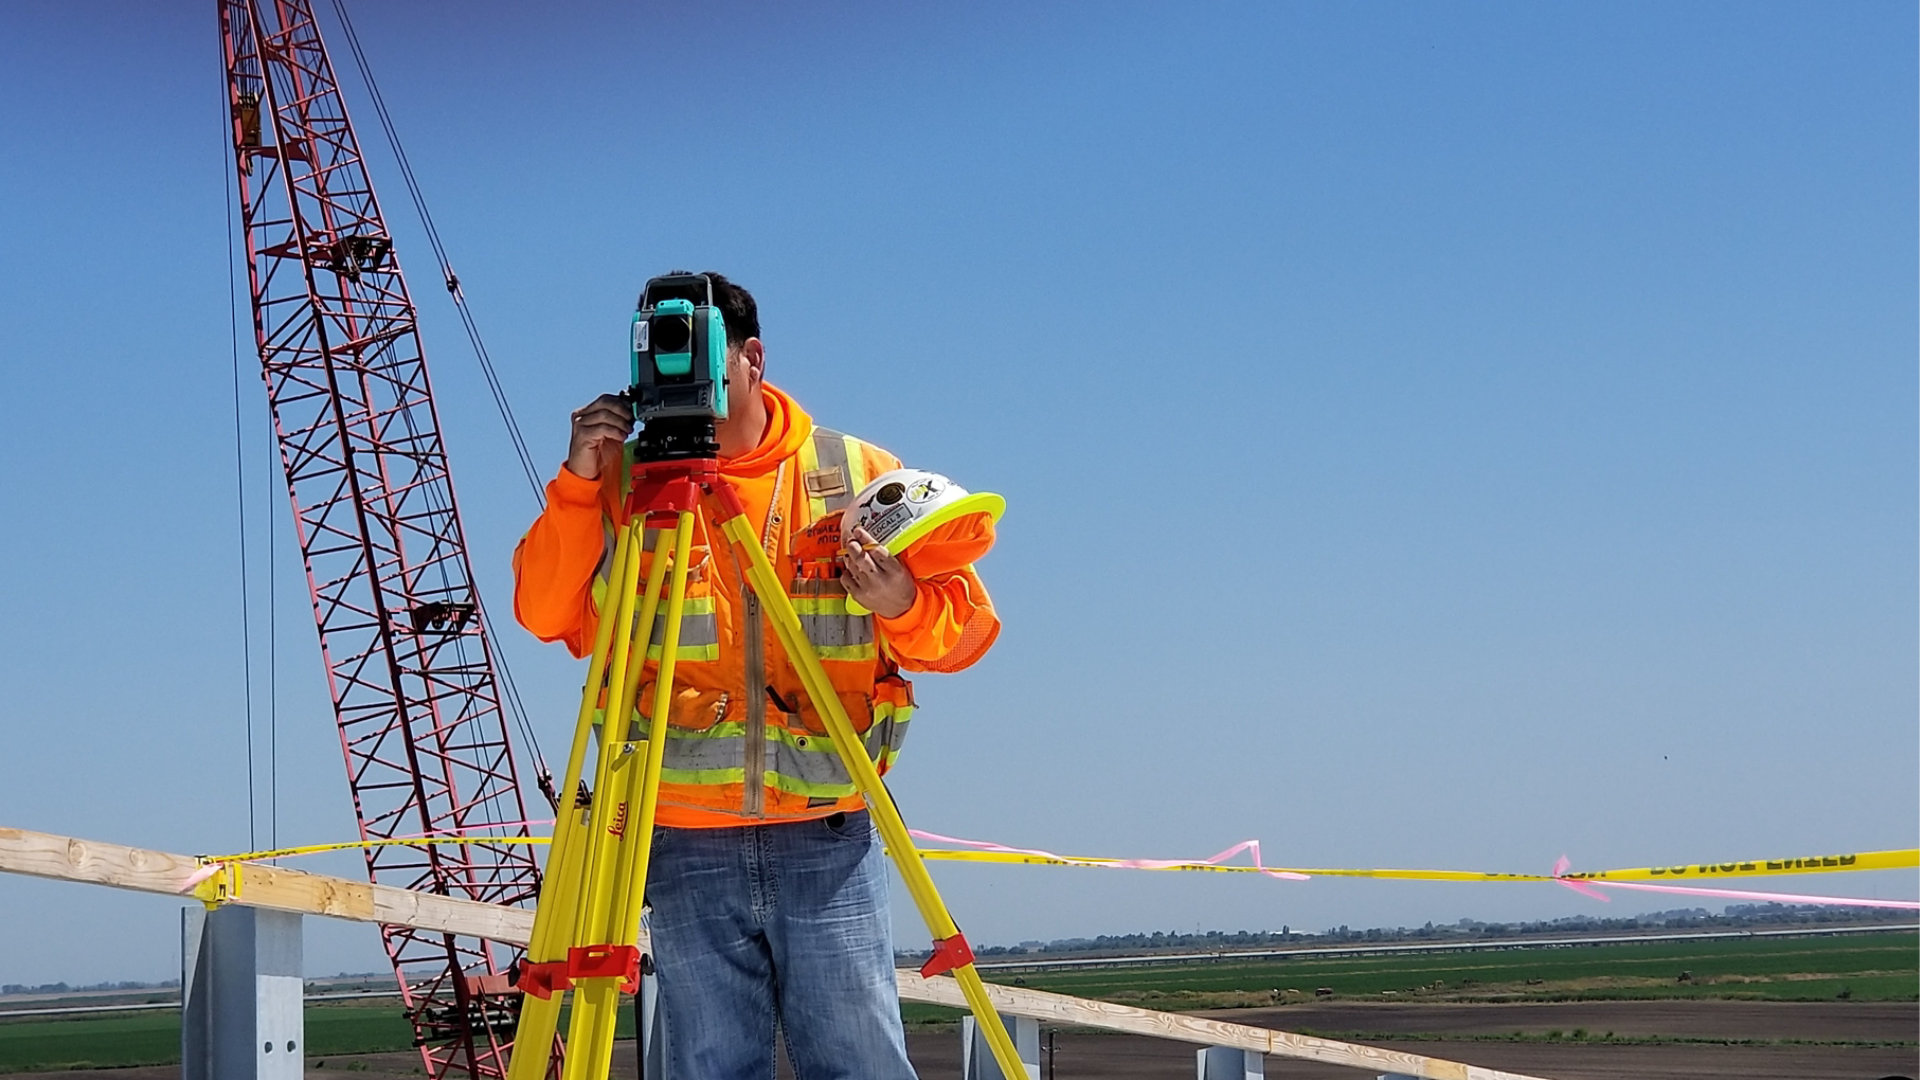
589, 426, 916, 825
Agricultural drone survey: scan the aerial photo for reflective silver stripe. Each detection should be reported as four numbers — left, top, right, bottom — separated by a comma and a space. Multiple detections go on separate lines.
659, 727, 746, 773
798, 612, 872, 648
791, 591, 874, 654
653, 609, 718, 649
809, 428, 855, 519
768, 733, 856, 794
650, 723, 863, 797
865, 705, 913, 760
744, 585, 766, 816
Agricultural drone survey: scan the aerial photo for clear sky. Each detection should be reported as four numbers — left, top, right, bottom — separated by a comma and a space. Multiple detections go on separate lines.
0, 2, 1914, 985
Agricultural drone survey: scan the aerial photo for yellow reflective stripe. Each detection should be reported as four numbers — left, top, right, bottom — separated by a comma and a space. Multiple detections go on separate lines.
766, 771, 857, 800
644, 641, 720, 662
814, 643, 877, 661
791, 597, 851, 615
639, 704, 912, 796
798, 431, 826, 524
659, 596, 715, 616
838, 433, 868, 491
659, 767, 746, 786
642, 718, 872, 798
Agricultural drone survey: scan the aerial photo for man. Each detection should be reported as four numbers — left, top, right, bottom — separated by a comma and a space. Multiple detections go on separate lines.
512, 272, 998, 1079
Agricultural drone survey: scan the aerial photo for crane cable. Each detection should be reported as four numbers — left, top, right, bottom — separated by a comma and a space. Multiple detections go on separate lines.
220, 55, 260, 855
329, 0, 546, 511
326, 0, 553, 803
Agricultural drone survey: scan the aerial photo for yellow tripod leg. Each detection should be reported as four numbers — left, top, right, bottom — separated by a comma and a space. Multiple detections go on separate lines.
559, 520, 674, 1080
613, 512, 696, 947
566, 512, 695, 1080
506, 521, 642, 1080
715, 513, 1030, 1080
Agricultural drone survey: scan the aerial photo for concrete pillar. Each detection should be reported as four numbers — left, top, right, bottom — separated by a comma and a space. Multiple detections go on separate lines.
182, 905, 304, 1080
1197, 1045, 1264, 1079
961, 1013, 1041, 1080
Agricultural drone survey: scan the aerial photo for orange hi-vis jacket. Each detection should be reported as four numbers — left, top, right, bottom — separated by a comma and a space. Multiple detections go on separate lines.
512, 385, 999, 828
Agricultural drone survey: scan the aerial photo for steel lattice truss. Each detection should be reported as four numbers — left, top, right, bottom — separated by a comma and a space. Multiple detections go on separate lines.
219, 2, 545, 1075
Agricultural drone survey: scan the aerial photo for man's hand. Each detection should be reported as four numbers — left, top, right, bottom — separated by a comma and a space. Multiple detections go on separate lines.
840, 526, 916, 619
567, 394, 633, 480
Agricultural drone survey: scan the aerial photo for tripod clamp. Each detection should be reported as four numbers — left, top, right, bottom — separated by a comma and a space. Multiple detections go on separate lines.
516, 944, 641, 1000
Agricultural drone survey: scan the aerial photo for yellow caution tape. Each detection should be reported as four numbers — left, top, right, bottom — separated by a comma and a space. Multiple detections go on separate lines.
202, 835, 548, 865
910, 847, 1919, 883
202, 836, 1915, 889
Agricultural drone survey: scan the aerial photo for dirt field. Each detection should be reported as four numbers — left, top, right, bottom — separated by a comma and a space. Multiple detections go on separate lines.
11, 1000, 1914, 1079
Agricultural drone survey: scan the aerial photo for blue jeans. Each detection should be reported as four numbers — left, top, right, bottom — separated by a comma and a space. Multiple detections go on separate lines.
645, 811, 917, 1079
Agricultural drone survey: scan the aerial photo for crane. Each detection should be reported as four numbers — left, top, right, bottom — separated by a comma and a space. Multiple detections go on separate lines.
218, 2, 549, 1075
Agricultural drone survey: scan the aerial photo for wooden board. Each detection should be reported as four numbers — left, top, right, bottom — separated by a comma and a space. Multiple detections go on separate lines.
1, 825, 1548, 1079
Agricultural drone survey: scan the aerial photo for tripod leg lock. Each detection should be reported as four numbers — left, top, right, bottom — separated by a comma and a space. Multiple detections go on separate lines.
515, 944, 642, 999
918, 932, 976, 978
514, 959, 569, 1000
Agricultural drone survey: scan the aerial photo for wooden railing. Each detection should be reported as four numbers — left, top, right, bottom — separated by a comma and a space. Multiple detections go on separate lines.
0, 826, 1550, 1080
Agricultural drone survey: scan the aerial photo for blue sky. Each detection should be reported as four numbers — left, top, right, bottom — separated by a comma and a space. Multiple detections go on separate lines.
0, 2, 1914, 984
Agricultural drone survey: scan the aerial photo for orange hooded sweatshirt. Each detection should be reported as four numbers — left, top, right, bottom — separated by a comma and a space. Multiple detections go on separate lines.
512, 385, 998, 826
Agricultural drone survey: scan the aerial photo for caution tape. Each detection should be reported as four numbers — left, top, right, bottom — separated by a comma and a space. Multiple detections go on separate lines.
904, 831, 1920, 910
904, 830, 1917, 884
189, 832, 1920, 911
200, 835, 548, 866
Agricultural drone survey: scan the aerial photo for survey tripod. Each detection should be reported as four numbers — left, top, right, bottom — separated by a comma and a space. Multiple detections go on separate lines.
505, 437, 1026, 1080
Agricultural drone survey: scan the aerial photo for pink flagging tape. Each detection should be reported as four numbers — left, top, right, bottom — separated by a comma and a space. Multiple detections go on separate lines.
179, 863, 223, 890
1563, 877, 1920, 910
910, 829, 1311, 880
1552, 855, 1609, 902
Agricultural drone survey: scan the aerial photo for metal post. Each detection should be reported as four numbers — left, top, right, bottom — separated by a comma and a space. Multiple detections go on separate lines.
182, 906, 304, 1080
635, 954, 668, 1078
1197, 1046, 1264, 1079
961, 1013, 1040, 1079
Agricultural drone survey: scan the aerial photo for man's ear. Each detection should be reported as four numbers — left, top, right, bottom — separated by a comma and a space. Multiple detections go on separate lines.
739, 337, 766, 385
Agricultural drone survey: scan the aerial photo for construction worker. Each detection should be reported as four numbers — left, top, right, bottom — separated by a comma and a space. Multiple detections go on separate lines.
512, 272, 998, 1079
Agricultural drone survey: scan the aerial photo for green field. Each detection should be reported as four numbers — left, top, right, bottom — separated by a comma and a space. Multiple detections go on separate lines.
3, 932, 1912, 1073
900, 931, 1920, 1023
998, 930, 1920, 1010
0, 1002, 634, 1074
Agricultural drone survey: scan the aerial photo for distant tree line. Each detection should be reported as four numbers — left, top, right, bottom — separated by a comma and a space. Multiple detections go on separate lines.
901, 902, 1913, 961
1, 978, 180, 995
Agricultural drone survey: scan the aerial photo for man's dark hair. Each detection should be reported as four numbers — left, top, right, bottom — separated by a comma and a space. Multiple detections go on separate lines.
700, 271, 758, 347
655, 270, 757, 347
648, 270, 759, 347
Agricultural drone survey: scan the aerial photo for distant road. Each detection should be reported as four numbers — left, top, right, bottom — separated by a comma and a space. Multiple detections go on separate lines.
970, 922, 1920, 974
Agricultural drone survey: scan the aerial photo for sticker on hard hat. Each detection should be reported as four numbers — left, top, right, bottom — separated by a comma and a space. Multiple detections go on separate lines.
865, 503, 915, 544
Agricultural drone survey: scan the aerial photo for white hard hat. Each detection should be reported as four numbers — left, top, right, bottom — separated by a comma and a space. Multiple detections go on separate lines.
844, 468, 1005, 556
842, 469, 1004, 615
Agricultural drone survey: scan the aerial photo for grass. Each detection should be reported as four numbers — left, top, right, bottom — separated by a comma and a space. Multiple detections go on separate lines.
2, 932, 1912, 1072
990, 930, 1920, 1011
0, 1003, 634, 1074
